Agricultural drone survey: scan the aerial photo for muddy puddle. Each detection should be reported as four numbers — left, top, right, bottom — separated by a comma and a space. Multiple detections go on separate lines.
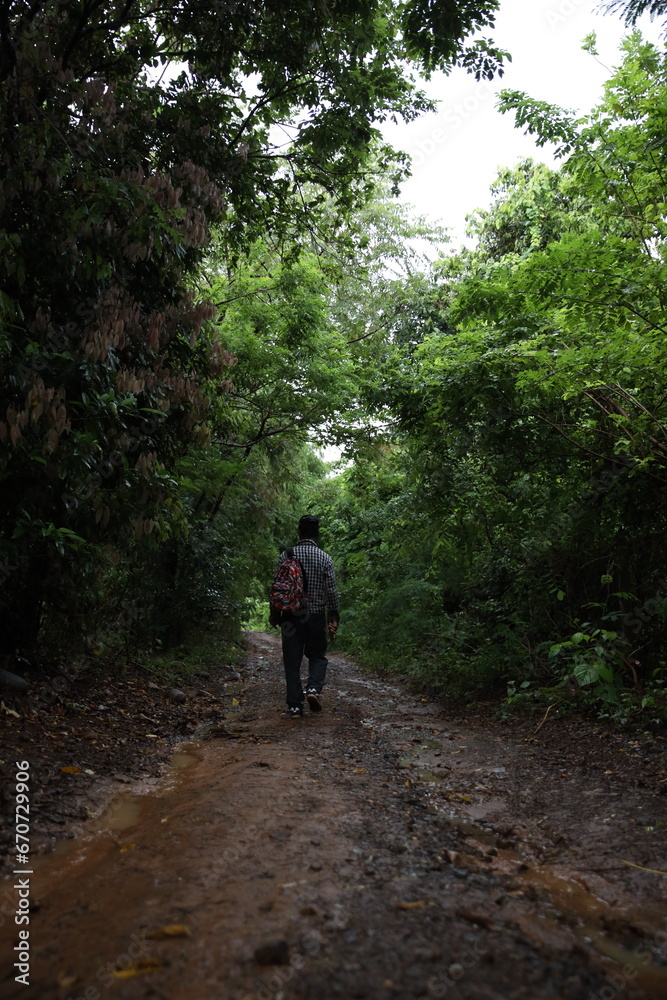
435, 808, 667, 995
99, 750, 200, 831
512, 862, 667, 995
29, 744, 202, 880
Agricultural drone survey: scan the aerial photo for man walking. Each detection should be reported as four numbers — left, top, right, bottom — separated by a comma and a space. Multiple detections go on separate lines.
269, 515, 340, 717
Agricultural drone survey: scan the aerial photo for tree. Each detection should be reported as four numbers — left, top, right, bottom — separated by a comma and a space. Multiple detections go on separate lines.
601, 1, 667, 27
318, 35, 667, 720
0, 0, 506, 658
208, 238, 358, 452
464, 159, 584, 259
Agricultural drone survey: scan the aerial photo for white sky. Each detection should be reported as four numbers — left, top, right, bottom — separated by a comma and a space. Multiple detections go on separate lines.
381, 0, 665, 244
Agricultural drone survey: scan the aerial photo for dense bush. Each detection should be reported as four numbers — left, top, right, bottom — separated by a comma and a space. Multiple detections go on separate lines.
313, 37, 667, 723
0, 0, 502, 667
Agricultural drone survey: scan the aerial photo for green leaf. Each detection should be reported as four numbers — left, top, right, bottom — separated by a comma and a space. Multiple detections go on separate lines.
573, 662, 599, 687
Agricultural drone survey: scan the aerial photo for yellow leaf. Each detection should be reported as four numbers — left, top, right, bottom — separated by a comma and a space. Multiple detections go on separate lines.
119, 842, 136, 853
111, 960, 161, 979
404, 780, 411, 787
146, 734, 158, 738
147, 924, 191, 940
353, 768, 366, 773
60, 766, 80, 774
397, 900, 427, 910
231, 698, 240, 706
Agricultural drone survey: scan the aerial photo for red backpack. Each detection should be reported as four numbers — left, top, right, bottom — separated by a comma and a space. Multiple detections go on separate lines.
269, 547, 308, 611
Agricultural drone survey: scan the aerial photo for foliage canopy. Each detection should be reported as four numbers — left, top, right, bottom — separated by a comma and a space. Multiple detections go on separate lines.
0, 0, 504, 658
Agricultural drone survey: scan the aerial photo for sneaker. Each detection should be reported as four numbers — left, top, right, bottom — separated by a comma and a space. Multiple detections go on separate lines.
288, 705, 303, 718
306, 689, 322, 713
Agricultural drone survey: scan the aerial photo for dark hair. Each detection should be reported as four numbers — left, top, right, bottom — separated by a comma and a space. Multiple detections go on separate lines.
298, 514, 320, 538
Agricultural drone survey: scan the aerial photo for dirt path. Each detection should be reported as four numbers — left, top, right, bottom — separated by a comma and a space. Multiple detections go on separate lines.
2, 631, 667, 1000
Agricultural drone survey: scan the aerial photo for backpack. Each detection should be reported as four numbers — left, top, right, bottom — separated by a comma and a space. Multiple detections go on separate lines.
269, 547, 308, 611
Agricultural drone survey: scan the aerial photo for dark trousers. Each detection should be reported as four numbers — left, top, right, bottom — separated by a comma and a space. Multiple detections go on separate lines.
281, 609, 328, 706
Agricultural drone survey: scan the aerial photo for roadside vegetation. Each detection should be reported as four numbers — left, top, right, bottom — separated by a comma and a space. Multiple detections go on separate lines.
1, 1, 666, 726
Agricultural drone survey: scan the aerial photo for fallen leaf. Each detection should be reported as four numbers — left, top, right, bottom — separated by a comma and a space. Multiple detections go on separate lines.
1, 701, 20, 718
396, 900, 427, 910
58, 973, 78, 988
231, 698, 240, 706
60, 766, 80, 774
146, 734, 158, 738
111, 959, 161, 978
119, 843, 136, 853
354, 768, 366, 773
456, 908, 495, 928
147, 924, 191, 939
620, 859, 667, 876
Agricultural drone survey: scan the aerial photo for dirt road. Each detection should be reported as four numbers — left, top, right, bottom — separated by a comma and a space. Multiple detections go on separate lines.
2, 631, 667, 1000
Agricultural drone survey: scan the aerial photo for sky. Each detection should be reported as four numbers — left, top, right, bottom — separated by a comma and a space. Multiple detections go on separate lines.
381, 0, 665, 245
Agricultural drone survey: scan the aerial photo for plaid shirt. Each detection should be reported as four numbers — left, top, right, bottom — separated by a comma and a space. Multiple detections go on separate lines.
276, 539, 340, 617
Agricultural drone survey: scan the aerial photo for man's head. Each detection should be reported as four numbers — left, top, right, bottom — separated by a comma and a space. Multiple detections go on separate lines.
298, 514, 320, 539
